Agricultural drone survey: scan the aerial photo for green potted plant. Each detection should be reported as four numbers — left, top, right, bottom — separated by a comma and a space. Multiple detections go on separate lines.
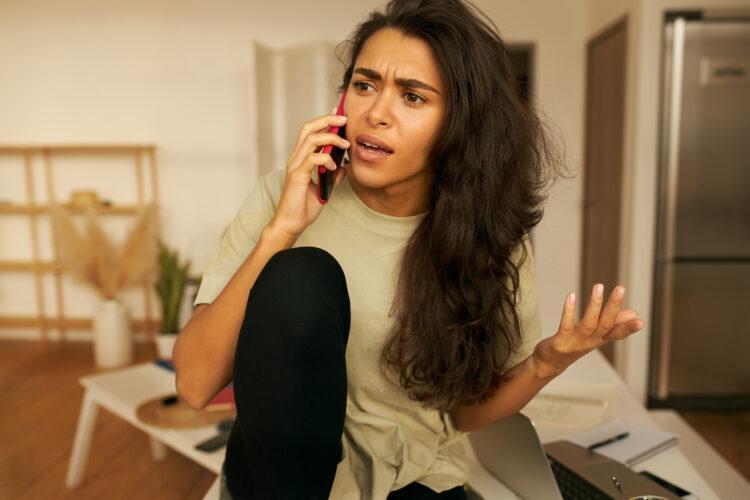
154, 240, 192, 360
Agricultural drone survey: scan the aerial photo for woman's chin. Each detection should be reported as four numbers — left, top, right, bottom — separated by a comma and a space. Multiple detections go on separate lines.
346, 160, 388, 189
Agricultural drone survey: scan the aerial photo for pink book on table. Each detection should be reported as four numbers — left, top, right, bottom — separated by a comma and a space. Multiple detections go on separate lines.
206, 384, 234, 412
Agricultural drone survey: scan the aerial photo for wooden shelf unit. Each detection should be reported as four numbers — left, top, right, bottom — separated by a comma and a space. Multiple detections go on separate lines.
0, 203, 144, 215
0, 144, 160, 342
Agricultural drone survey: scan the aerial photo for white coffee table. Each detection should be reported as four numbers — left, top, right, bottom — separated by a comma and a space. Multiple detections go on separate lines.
65, 362, 226, 489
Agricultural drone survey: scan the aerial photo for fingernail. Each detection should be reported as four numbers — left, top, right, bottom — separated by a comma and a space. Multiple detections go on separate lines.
594, 284, 603, 297
615, 286, 625, 299
343, 140, 351, 146
337, 115, 347, 121
567, 293, 575, 305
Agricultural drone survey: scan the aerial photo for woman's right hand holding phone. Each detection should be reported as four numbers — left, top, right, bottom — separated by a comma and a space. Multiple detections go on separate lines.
267, 111, 350, 242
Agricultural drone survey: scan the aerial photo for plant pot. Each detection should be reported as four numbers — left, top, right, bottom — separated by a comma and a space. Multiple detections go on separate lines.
154, 332, 179, 360
92, 299, 133, 369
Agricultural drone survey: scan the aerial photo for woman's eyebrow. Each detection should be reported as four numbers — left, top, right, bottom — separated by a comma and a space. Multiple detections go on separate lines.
353, 67, 440, 95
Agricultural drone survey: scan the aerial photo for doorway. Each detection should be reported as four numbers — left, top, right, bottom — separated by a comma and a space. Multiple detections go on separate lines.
581, 17, 628, 365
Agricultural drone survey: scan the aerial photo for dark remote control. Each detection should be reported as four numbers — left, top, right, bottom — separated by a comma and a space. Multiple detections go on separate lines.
194, 430, 230, 452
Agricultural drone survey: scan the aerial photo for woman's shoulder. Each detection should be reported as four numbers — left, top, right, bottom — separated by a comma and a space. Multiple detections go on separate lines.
257, 168, 286, 207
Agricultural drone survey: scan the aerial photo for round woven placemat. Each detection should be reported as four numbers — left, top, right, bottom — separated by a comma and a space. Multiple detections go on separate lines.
135, 393, 236, 429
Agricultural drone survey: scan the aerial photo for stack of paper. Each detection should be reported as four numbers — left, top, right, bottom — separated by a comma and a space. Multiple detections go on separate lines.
520, 380, 619, 430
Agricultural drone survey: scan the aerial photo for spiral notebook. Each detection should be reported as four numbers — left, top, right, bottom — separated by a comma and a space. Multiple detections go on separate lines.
564, 418, 679, 467
520, 380, 619, 430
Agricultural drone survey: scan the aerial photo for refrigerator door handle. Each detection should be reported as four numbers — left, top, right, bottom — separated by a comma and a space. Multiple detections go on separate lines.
656, 263, 676, 399
664, 17, 685, 260
657, 17, 686, 399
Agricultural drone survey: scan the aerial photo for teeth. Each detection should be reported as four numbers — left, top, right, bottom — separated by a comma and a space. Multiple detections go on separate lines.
361, 141, 390, 152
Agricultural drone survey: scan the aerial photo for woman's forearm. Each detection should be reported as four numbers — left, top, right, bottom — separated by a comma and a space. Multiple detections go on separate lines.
174, 224, 297, 409
450, 340, 562, 433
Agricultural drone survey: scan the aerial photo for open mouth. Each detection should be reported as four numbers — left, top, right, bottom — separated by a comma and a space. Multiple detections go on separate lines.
357, 141, 393, 154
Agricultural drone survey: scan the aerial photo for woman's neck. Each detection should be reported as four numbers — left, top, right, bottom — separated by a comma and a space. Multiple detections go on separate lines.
346, 170, 431, 218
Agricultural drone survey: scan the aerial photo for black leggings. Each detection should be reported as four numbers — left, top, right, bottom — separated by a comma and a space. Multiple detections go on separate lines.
223, 247, 467, 500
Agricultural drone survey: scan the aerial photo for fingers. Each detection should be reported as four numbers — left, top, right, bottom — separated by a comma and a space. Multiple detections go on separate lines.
579, 283, 627, 337
593, 284, 626, 338
580, 283, 606, 335
293, 152, 336, 183
602, 319, 645, 341
306, 132, 350, 155
557, 282, 645, 352
292, 113, 348, 155
309, 152, 338, 171
289, 131, 350, 168
614, 308, 638, 325
557, 292, 577, 335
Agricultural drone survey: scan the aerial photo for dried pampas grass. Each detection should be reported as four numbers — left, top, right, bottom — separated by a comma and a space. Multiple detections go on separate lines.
49, 202, 161, 300
114, 203, 160, 290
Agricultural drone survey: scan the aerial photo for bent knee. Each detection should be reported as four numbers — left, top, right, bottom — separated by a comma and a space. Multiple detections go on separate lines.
249, 246, 350, 340
257, 247, 347, 298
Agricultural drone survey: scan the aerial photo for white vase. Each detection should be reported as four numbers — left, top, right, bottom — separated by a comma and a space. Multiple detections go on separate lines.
154, 333, 178, 360
92, 299, 133, 369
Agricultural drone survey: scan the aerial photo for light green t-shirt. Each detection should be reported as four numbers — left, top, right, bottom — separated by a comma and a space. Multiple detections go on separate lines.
193, 168, 543, 499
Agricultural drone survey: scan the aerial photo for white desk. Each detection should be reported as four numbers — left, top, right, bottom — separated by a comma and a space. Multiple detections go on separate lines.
67, 353, 722, 499
462, 349, 721, 499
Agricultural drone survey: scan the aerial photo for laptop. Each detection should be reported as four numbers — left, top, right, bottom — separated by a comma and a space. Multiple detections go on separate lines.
467, 413, 681, 499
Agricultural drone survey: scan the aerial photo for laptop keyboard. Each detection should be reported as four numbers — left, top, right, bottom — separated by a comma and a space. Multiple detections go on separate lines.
547, 455, 611, 500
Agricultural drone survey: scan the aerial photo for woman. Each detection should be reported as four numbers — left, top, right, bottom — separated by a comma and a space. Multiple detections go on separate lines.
174, 0, 645, 499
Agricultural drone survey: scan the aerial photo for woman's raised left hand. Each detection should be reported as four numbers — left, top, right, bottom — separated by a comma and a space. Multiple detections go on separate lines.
531, 283, 645, 378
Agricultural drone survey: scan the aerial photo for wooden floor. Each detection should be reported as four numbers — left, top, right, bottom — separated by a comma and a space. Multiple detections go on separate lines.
1, 340, 216, 500
680, 410, 750, 481
1, 339, 748, 500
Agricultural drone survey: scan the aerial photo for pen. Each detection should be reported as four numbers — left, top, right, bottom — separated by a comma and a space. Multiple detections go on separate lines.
587, 431, 630, 451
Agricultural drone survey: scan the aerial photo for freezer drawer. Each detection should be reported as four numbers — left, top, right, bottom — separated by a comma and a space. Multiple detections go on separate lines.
651, 261, 750, 398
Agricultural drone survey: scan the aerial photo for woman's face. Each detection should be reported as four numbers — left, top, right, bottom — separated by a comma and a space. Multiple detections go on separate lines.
343, 28, 445, 201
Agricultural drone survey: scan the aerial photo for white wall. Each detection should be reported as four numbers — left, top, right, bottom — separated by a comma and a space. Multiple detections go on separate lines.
478, 0, 588, 379
586, 0, 750, 403
0, 0, 587, 346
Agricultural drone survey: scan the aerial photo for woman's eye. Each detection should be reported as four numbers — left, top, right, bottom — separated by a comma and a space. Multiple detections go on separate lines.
353, 81, 373, 92
352, 81, 425, 106
404, 92, 425, 105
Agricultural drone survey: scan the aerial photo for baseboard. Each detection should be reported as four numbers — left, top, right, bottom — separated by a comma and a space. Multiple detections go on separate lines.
0, 328, 154, 342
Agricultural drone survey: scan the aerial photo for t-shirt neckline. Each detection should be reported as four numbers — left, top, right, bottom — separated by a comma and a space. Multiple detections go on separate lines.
336, 171, 427, 238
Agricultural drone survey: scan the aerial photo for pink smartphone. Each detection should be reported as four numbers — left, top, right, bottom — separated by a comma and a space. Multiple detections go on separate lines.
316, 89, 348, 204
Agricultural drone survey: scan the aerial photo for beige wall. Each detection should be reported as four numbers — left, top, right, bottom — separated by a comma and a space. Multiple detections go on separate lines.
477, 0, 588, 377
0, 0, 588, 352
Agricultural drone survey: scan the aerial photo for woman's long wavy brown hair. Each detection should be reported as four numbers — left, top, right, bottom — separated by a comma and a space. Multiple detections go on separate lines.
335, 0, 570, 412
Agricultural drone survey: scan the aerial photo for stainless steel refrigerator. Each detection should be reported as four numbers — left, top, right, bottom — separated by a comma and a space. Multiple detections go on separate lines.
649, 11, 750, 410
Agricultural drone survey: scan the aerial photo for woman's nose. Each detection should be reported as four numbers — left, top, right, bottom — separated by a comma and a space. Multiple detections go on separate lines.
365, 93, 394, 127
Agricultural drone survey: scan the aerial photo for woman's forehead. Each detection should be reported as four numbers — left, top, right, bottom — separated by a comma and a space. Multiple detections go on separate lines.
355, 28, 443, 92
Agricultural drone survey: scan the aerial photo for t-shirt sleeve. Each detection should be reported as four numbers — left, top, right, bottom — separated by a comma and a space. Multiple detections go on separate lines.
503, 233, 544, 372
192, 170, 283, 307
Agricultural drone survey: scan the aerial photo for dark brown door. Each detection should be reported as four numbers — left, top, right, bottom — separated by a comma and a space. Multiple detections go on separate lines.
581, 17, 628, 365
